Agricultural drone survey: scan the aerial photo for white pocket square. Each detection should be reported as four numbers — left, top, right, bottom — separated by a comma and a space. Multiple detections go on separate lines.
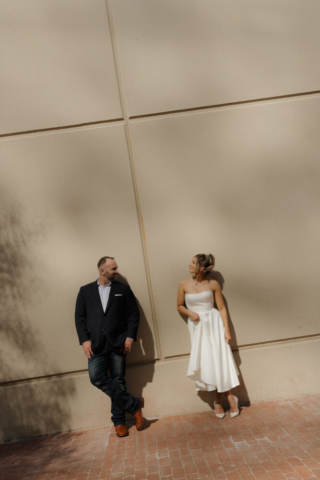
115, 294, 123, 296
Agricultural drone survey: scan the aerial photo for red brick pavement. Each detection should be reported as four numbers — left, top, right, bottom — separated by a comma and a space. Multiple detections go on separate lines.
1, 395, 320, 480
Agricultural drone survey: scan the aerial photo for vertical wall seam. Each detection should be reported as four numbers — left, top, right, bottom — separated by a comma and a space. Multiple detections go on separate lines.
105, 0, 163, 360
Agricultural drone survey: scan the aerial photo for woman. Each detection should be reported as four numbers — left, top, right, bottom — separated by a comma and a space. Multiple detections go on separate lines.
177, 254, 240, 418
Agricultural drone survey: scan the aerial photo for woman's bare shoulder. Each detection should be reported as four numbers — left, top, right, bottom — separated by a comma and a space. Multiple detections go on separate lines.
209, 279, 221, 290
179, 278, 192, 288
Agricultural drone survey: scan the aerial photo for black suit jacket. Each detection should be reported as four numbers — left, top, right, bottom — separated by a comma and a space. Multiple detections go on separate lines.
75, 280, 140, 354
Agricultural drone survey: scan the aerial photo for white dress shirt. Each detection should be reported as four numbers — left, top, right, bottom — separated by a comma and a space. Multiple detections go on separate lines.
97, 280, 111, 312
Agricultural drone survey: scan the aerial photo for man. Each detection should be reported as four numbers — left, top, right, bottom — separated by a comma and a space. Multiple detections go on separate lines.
75, 256, 144, 437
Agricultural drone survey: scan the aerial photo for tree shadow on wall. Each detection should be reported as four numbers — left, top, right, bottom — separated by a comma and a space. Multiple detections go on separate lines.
188, 271, 250, 410
0, 202, 76, 443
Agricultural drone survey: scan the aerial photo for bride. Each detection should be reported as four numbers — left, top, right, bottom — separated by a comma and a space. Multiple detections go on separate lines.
177, 254, 240, 418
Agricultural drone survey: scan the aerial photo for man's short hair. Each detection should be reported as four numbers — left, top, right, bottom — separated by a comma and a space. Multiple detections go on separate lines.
97, 256, 115, 269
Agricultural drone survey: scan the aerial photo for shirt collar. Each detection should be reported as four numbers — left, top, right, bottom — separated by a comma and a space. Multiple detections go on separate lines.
97, 279, 112, 287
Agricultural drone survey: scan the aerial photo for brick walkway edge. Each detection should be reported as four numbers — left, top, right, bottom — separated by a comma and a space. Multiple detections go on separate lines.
1, 395, 320, 480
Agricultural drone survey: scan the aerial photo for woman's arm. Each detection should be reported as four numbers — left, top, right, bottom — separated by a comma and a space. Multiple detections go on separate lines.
177, 281, 200, 322
212, 281, 231, 343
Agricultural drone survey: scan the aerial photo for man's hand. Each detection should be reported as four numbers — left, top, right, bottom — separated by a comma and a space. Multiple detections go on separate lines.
123, 338, 134, 354
82, 340, 94, 359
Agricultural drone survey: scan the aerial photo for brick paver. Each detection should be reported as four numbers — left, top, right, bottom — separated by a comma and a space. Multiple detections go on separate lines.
1, 395, 320, 480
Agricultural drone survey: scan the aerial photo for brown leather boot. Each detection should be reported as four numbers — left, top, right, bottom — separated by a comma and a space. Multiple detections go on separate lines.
115, 425, 128, 437
134, 398, 144, 431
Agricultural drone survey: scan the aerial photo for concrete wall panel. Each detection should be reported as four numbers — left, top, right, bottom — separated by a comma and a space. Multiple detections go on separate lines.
0, 125, 158, 382
130, 96, 320, 357
0, 0, 122, 135
112, 0, 320, 116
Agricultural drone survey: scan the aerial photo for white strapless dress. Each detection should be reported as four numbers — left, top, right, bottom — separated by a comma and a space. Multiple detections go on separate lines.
186, 290, 240, 392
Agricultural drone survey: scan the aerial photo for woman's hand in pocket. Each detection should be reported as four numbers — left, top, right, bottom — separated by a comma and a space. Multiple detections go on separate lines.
189, 312, 200, 322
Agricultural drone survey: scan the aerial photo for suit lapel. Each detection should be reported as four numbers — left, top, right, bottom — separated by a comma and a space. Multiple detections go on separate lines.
104, 282, 118, 316
91, 281, 104, 315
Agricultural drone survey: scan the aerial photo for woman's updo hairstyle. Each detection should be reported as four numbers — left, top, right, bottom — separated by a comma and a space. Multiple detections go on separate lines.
195, 253, 215, 276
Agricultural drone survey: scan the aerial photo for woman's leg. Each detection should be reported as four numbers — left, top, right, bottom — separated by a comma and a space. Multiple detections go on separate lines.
226, 391, 238, 413
216, 390, 238, 413
215, 391, 224, 414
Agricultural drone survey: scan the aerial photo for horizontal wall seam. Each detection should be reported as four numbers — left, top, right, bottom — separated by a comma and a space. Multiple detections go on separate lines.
232, 332, 320, 351
0, 118, 124, 138
1, 90, 319, 139
1, 333, 319, 388
129, 90, 320, 120
0, 369, 89, 388
164, 333, 320, 359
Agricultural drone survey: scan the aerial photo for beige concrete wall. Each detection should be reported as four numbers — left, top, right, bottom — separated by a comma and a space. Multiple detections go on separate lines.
0, 0, 122, 134
130, 96, 320, 357
112, 0, 320, 116
1, 0, 320, 442
0, 124, 159, 384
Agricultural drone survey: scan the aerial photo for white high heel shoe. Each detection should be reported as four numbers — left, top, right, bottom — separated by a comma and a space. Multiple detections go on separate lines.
230, 396, 240, 418
214, 401, 225, 419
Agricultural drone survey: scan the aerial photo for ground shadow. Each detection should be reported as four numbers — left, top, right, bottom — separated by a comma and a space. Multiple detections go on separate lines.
127, 418, 159, 432
0, 431, 81, 478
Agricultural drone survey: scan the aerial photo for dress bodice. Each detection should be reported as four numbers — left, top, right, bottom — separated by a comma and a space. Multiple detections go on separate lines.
185, 290, 214, 313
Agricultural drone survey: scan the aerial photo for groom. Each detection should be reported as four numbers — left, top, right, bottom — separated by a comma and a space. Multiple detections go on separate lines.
75, 256, 144, 437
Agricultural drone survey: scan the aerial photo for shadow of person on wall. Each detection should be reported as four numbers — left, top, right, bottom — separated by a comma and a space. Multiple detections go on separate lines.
188, 270, 250, 411
116, 274, 158, 430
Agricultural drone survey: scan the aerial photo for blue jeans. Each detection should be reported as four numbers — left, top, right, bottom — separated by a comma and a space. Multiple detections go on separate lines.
88, 342, 140, 426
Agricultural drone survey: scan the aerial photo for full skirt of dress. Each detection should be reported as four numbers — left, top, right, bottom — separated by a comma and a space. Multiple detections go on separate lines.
187, 308, 240, 392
